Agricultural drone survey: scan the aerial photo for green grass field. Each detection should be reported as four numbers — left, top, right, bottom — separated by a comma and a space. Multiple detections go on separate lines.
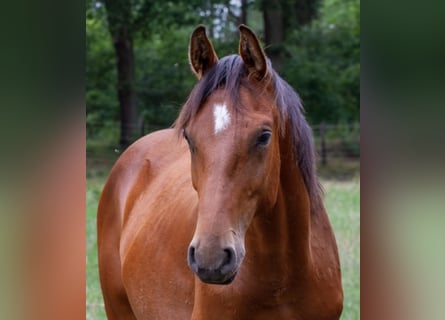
86, 176, 108, 320
86, 171, 359, 319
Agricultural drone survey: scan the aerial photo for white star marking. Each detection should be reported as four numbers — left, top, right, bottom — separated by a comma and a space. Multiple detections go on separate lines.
213, 103, 231, 134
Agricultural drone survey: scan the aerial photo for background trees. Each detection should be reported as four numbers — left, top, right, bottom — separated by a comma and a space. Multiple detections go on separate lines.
86, 0, 360, 149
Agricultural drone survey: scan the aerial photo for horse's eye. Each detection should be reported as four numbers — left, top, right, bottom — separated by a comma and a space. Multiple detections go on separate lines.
256, 130, 272, 147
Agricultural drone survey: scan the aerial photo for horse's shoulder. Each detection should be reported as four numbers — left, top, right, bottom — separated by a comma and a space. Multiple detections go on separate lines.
100, 128, 187, 222
122, 128, 181, 157
107, 128, 184, 179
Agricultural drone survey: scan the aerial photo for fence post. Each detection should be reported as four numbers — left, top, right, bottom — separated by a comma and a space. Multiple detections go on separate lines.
320, 122, 327, 166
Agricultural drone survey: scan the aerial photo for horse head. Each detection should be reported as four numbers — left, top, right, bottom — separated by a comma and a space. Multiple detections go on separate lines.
177, 25, 283, 284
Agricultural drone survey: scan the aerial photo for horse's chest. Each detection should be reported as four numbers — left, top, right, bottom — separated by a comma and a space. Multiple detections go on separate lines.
191, 298, 305, 320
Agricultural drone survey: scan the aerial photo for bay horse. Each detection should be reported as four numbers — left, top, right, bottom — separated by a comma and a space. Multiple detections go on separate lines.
97, 25, 343, 319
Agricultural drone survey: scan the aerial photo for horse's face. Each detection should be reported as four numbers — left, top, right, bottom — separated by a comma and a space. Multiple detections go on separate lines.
183, 26, 280, 284
185, 87, 280, 285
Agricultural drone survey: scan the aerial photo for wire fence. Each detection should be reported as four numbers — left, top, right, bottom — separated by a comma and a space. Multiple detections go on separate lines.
311, 122, 360, 165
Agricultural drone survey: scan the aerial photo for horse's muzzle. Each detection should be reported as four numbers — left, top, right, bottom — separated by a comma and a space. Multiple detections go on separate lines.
187, 245, 238, 285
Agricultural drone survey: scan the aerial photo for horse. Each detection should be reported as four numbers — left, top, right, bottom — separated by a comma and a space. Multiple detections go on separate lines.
97, 25, 343, 320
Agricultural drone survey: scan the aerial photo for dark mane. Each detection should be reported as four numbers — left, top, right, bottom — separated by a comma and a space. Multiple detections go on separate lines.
175, 55, 322, 212
272, 69, 323, 212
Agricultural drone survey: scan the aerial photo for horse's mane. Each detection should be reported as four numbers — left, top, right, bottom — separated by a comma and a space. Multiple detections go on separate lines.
175, 55, 322, 212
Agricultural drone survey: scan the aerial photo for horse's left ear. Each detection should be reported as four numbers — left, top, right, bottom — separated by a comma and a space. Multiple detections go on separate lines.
238, 25, 268, 80
189, 25, 219, 79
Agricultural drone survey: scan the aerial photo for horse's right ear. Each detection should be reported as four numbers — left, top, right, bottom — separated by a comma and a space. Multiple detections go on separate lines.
189, 25, 219, 79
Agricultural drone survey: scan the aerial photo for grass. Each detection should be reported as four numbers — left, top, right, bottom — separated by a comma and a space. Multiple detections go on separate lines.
86, 165, 360, 319
322, 178, 360, 319
86, 176, 108, 320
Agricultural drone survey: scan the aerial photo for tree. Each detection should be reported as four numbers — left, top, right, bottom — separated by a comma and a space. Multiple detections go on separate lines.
262, 0, 285, 70
102, 0, 138, 149
292, 0, 321, 27
261, 0, 321, 71
86, 1, 118, 140
99, 0, 207, 148
87, 0, 359, 147
282, 0, 360, 124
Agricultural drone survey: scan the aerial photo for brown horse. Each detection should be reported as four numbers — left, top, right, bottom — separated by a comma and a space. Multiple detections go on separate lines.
97, 25, 343, 320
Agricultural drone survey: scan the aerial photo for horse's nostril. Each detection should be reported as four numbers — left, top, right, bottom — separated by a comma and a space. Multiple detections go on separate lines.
223, 248, 231, 265
221, 247, 236, 272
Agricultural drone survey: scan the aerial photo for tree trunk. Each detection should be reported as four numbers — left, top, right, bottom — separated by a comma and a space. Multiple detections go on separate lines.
262, 0, 320, 72
294, 0, 320, 27
240, 0, 247, 25
262, 0, 285, 71
114, 33, 136, 149
103, 0, 137, 149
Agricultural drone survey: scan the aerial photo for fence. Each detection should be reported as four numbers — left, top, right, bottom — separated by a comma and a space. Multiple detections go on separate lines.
311, 123, 360, 166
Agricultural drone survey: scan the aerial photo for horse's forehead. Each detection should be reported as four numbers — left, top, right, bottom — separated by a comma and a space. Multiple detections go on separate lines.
207, 87, 273, 119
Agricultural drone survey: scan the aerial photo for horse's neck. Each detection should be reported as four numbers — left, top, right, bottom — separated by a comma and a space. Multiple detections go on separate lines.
247, 144, 313, 281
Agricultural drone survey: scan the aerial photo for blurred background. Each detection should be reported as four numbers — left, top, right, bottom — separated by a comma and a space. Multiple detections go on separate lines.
86, 0, 360, 176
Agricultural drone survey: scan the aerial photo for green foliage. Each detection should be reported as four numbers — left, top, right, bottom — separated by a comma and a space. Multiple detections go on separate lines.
282, 0, 360, 124
86, 2, 118, 138
134, 28, 196, 128
86, 118, 120, 149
